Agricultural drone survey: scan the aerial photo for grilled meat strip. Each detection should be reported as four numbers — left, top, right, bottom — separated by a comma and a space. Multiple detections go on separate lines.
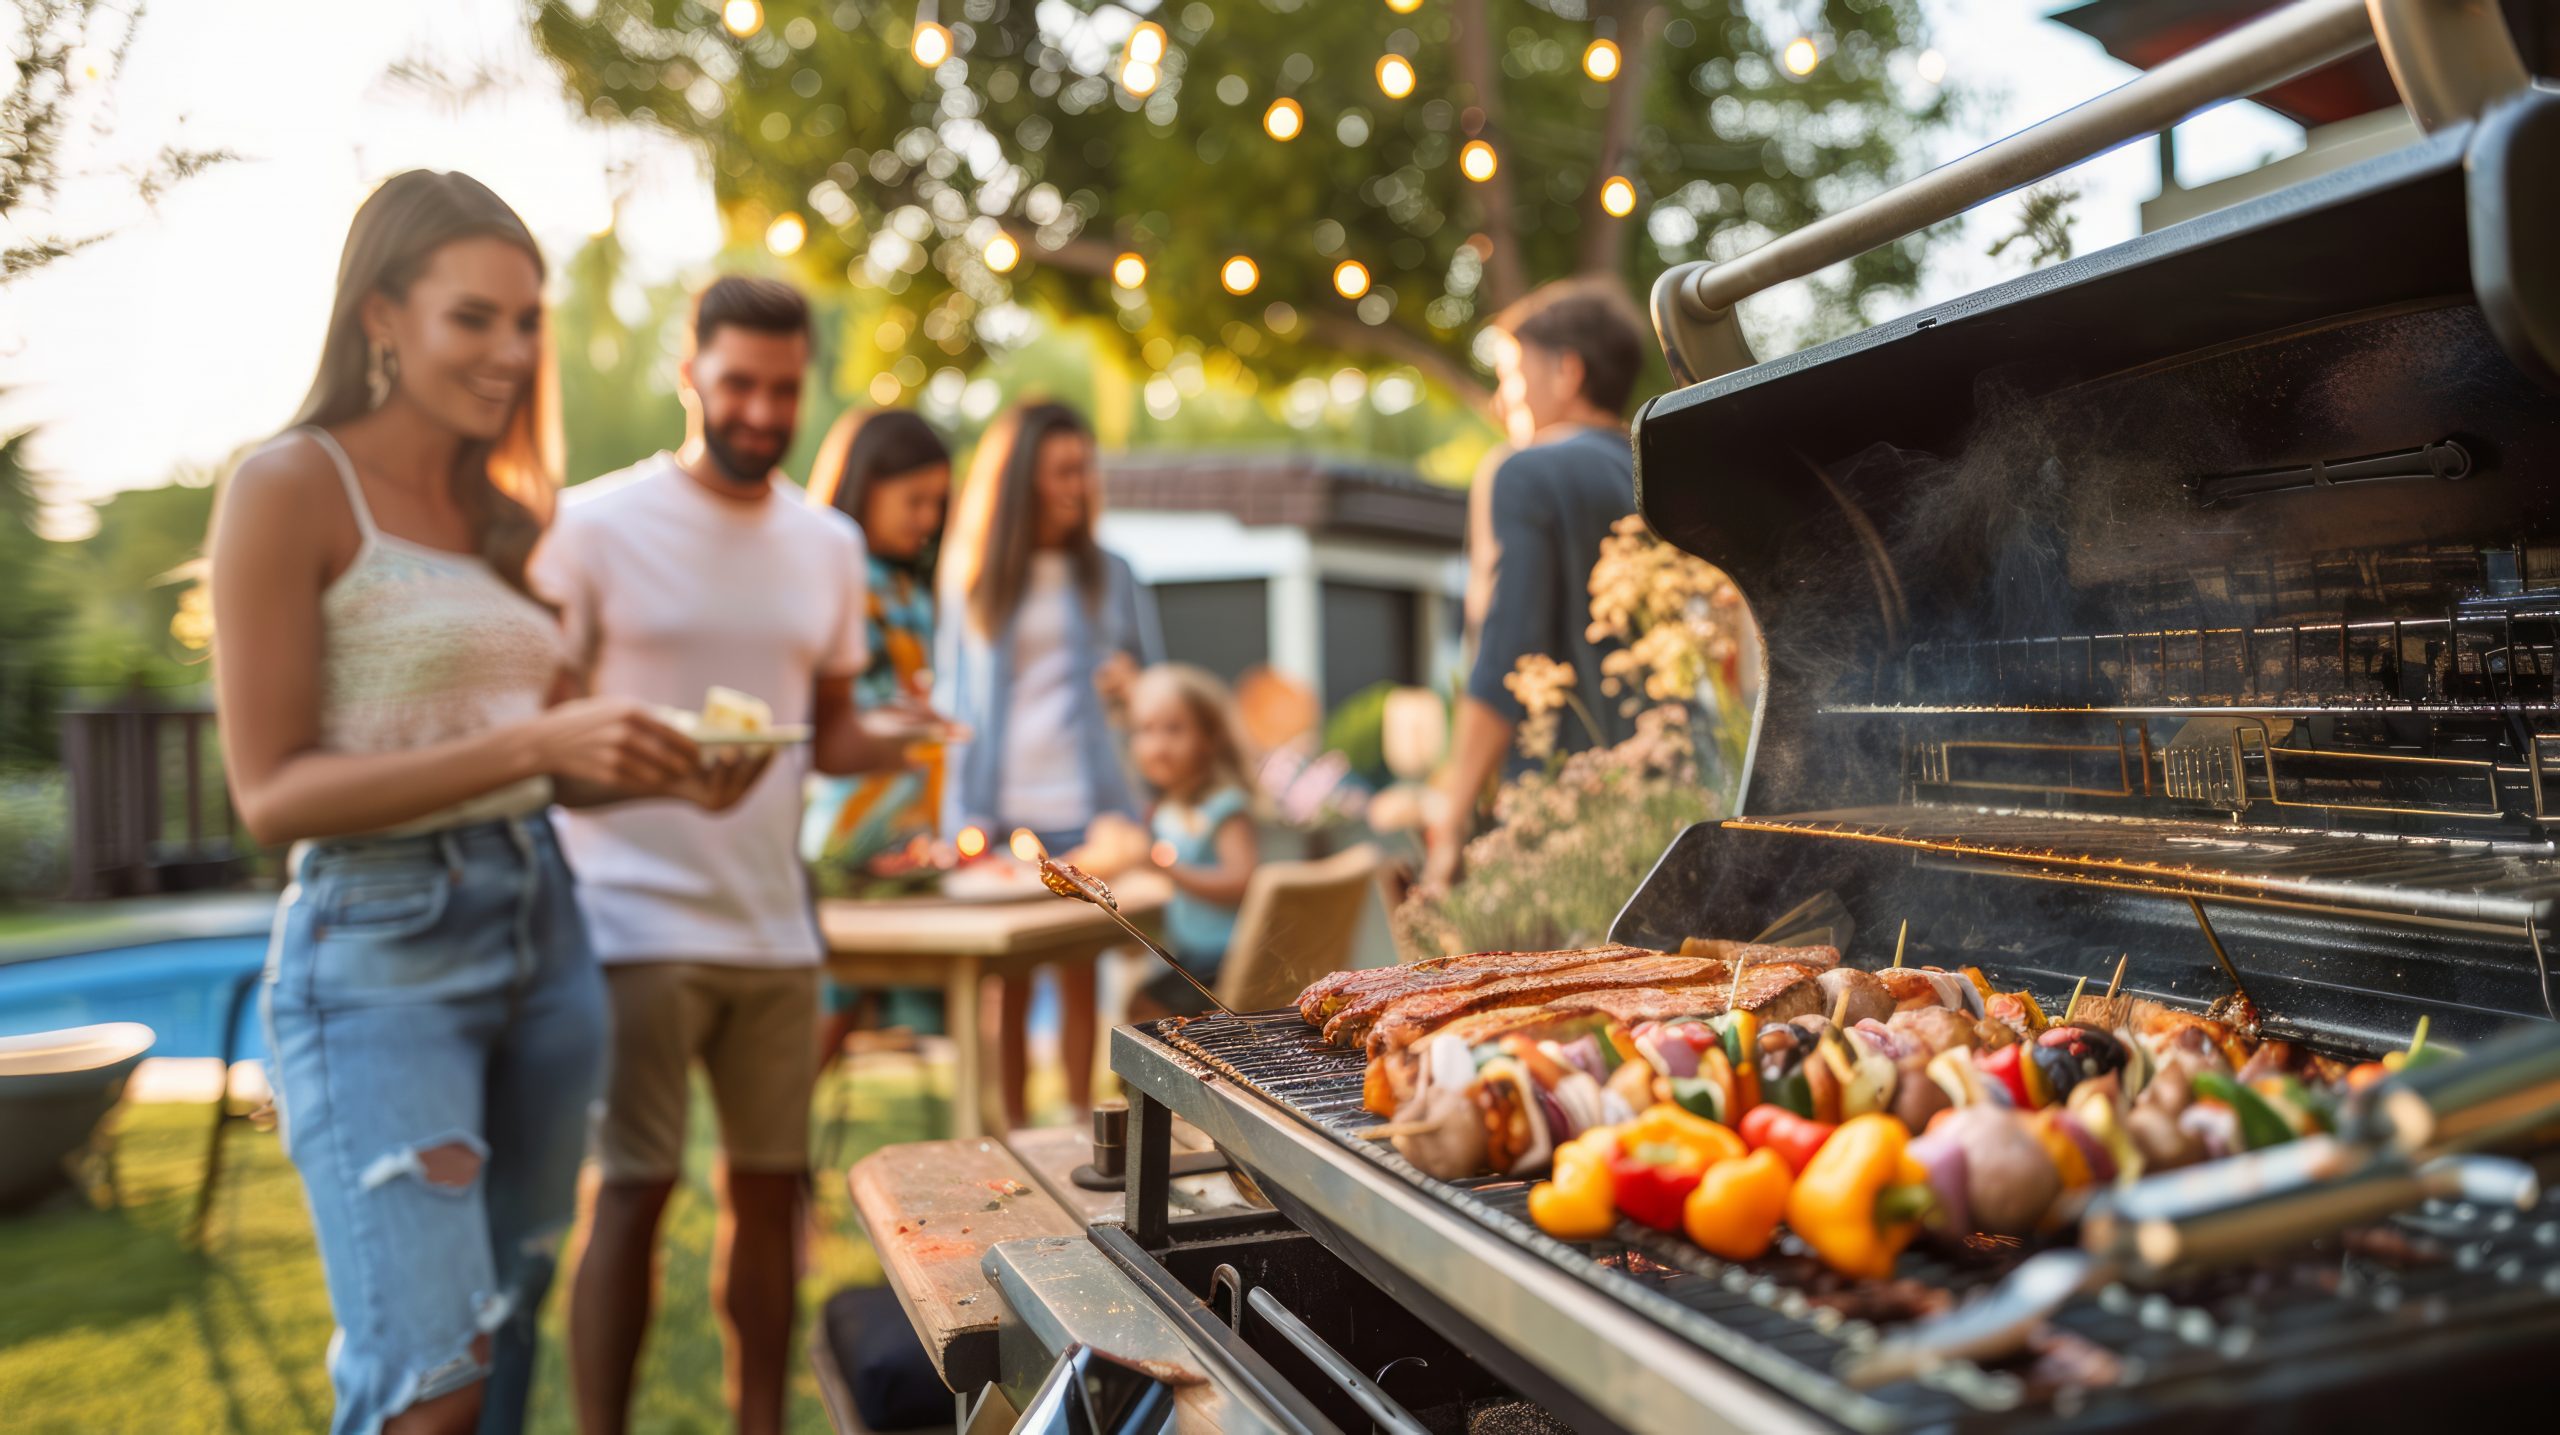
1362, 961, 1831, 1114
1360, 954, 1734, 1062
1311, 945, 1656, 1045
1315, 941, 1839, 1047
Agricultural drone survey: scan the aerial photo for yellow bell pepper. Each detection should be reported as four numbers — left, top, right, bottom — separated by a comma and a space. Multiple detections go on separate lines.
1629, 1102, 1749, 1166
1528, 1125, 1625, 1240
1684, 1147, 1793, 1260
1784, 1113, 1930, 1280
2027, 1108, 2094, 1193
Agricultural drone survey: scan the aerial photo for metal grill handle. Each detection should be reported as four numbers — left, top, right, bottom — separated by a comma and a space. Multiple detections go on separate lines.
1651, 0, 2533, 387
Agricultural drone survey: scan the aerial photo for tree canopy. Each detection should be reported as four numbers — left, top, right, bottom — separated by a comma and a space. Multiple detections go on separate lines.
531, 0, 1950, 406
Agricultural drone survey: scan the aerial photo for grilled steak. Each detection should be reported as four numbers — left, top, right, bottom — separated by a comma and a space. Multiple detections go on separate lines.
1361, 955, 1734, 1062
1312, 945, 1656, 1044
1311, 941, 1838, 1045
1550, 959, 1828, 1027
1360, 963, 1830, 1114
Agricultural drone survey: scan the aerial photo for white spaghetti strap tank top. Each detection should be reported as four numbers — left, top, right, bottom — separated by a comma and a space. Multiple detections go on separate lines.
303, 427, 563, 833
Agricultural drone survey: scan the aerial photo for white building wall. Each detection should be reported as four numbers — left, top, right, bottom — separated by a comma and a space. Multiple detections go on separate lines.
1098, 510, 1467, 699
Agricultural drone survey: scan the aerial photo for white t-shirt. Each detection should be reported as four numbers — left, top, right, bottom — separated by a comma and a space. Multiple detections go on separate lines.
531, 454, 868, 966
997, 553, 1090, 834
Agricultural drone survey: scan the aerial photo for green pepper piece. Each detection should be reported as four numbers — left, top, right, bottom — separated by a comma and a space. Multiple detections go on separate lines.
2194, 1071, 2295, 1150
2273, 1075, 2336, 1134
1668, 1075, 1725, 1124
1766, 1066, 1815, 1121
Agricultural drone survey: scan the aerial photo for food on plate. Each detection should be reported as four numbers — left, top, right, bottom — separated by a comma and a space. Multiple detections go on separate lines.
699, 685, 772, 734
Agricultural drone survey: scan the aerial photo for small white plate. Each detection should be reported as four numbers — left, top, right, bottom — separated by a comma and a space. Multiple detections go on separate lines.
694, 725, 811, 748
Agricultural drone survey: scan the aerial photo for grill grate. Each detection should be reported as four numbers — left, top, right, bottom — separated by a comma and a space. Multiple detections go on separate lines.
1158, 1009, 2560, 1433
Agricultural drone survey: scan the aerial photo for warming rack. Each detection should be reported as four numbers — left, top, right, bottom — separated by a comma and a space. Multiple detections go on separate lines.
1718, 806, 2560, 933
1886, 609, 2560, 710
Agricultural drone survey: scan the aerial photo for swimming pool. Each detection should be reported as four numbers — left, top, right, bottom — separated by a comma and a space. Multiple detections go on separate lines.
0, 897, 275, 1061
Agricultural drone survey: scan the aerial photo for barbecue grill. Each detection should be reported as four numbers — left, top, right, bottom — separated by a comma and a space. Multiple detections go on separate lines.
990, 4, 2560, 1431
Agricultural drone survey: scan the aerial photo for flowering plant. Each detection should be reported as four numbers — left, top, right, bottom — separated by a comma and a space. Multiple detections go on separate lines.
1395, 518, 1753, 957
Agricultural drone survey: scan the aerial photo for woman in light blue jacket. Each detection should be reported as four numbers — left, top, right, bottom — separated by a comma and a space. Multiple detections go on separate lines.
936, 399, 1160, 1127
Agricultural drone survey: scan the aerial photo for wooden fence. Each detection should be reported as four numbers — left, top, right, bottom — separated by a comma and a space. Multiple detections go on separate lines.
59, 699, 246, 900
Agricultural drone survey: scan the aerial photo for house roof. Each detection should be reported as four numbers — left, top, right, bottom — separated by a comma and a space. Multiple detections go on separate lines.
1102, 451, 1467, 548
2050, 0, 2403, 128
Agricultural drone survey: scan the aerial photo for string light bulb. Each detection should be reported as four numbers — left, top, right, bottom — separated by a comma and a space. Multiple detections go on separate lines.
1263, 97, 1303, 140
722, 0, 763, 37
1459, 139, 1498, 182
1783, 37, 1819, 76
764, 212, 806, 256
1376, 54, 1415, 99
1112, 252, 1148, 289
1125, 21, 1167, 66
1583, 38, 1621, 81
911, 21, 952, 68
983, 233, 1021, 272
956, 826, 987, 858
1915, 49, 1947, 85
1221, 255, 1260, 294
1009, 828, 1043, 863
1600, 175, 1637, 217
1121, 58, 1160, 95
1385, 0, 1423, 13
1332, 259, 1370, 299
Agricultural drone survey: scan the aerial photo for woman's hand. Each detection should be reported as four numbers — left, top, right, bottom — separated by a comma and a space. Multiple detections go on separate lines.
671, 750, 774, 812
532, 697, 701, 793
1094, 650, 1140, 712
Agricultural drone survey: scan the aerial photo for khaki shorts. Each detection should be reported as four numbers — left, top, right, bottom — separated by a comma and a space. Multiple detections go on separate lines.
594, 961, 819, 1183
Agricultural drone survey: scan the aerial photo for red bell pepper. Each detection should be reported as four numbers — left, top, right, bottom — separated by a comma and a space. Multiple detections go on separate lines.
1606, 1140, 1706, 1230
1975, 1044, 2045, 1109
1738, 1104, 1837, 1175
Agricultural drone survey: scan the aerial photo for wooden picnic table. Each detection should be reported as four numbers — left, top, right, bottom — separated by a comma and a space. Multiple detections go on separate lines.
817, 870, 1171, 1139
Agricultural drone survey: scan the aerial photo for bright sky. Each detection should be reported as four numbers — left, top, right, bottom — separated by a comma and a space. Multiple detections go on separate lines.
0, 0, 2307, 521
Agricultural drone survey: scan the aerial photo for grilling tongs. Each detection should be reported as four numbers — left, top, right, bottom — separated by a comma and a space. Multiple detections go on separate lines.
1841, 1023, 2560, 1387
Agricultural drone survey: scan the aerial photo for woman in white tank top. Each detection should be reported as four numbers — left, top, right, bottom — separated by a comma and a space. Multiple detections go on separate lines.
208, 171, 760, 1435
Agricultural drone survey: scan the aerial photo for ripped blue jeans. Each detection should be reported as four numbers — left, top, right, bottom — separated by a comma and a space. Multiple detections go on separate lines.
264, 812, 606, 1435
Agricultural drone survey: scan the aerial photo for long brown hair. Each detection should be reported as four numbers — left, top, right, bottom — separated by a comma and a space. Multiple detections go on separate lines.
940, 399, 1101, 638
808, 407, 950, 578
289, 170, 561, 596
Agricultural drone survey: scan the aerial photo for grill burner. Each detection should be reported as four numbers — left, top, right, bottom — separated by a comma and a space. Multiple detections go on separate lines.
1151, 1012, 2560, 1432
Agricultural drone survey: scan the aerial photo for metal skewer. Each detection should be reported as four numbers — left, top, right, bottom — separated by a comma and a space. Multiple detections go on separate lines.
1038, 853, 1236, 1016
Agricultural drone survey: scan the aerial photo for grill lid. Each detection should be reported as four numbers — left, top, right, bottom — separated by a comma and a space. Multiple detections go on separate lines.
1622, 25, 2560, 1037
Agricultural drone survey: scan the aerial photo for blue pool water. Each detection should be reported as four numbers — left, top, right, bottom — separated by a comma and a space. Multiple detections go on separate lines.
0, 933, 272, 1060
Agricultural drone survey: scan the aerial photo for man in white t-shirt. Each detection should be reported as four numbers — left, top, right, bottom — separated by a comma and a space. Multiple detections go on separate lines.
537, 276, 905, 1435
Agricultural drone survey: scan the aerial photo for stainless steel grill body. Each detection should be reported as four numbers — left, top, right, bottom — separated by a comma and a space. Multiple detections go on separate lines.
1076, 11, 2560, 1433
1116, 1014, 2560, 1434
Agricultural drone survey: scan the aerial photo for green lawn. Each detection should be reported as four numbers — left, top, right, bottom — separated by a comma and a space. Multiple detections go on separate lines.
0, 1055, 974, 1434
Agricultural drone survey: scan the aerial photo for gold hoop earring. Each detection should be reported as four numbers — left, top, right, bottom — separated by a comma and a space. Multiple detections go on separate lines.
366, 340, 398, 409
